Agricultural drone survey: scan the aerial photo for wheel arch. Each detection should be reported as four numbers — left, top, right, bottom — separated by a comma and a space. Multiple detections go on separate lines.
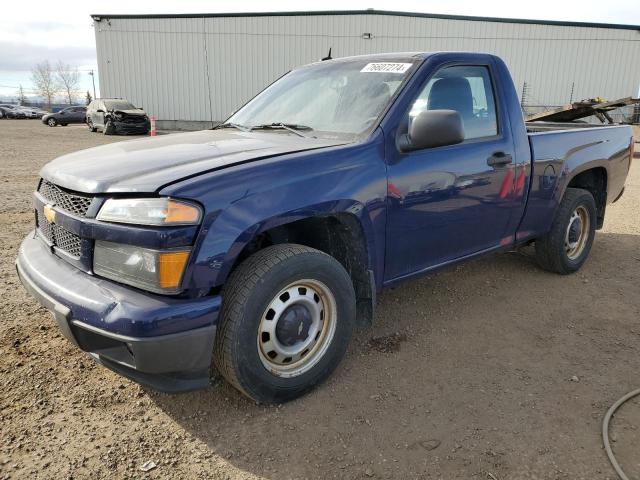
212, 208, 377, 327
564, 166, 608, 229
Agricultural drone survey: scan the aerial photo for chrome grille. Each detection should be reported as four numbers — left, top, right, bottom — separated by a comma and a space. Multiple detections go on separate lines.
38, 180, 93, 217
35, 209, 83, 258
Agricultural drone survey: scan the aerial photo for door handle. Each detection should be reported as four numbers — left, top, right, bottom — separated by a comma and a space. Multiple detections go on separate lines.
487, 152, 513, 167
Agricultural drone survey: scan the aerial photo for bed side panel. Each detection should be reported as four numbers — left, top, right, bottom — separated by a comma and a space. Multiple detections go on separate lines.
517, 125, 632, 243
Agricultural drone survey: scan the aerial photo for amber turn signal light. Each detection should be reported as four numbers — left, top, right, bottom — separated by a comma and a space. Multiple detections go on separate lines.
158, 250, 191, 289
164, 200, 202, 224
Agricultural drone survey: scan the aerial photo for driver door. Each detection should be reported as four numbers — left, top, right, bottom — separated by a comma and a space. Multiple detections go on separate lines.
385, 63, 520, 281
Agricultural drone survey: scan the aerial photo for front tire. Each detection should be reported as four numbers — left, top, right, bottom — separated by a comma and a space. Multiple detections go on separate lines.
103, 120, 114, 135
88, 119, 97, 132
47, 118, 57, 127
535, 187, 597, 274
213, 244, 356, 403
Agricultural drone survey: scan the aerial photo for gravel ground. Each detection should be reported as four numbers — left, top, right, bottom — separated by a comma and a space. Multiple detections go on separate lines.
1, 119, 639, 480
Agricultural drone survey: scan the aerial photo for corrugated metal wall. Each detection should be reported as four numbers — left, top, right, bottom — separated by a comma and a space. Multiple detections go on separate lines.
94, 13, 640, 123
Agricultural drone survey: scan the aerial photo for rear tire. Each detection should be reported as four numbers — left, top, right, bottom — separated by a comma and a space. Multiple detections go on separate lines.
213, 244, 356, 403
535, 187, 597, 274
88, 120, 97, 132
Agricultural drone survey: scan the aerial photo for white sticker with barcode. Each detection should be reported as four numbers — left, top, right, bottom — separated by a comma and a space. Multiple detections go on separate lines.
360, 62, 413, 73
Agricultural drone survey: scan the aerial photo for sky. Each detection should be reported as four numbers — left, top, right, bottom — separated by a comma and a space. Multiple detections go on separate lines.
1, 0, 639, 102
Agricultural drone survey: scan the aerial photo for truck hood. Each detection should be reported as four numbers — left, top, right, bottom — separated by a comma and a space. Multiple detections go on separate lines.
40, 129, 347, 193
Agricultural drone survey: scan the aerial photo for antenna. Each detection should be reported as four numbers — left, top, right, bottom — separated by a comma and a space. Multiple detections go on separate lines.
321, 48, 332, 61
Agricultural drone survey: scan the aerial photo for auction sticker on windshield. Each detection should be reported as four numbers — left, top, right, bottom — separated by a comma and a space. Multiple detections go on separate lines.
360, 63, 413, 73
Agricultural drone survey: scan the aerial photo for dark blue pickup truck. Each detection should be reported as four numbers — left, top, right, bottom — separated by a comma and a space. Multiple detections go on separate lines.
17, 52, 634, 403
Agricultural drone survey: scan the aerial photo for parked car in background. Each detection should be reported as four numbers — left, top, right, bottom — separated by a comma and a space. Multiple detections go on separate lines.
42, 106, 87, 127
0, 104, 27, 119
18, 107, 44, 119
33, 108, 50, 118
86, 99, 150, 135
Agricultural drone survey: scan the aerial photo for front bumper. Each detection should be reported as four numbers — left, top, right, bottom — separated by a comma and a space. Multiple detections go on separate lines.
113, 120, 150, 135
16, 232, 221, 392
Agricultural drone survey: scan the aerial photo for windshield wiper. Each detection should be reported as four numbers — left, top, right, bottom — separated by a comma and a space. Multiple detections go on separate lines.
214, 122, 252, 132
251, 123, 314, 138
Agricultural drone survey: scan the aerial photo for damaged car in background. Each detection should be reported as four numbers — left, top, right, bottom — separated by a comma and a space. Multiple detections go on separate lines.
86, 98, 150, 135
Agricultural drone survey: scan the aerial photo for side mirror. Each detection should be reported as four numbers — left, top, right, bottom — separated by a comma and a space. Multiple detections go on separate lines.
96, 109, 104, 113
399, 109, 465, 152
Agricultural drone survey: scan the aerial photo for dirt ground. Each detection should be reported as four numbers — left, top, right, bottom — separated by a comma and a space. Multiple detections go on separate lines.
1, 119, 639, 480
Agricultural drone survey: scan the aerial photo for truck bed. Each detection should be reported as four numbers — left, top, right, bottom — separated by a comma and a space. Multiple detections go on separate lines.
517, 123, 633, 244
527, 123, 632, 204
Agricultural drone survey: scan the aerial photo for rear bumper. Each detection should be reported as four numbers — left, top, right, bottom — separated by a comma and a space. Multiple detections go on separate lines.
16, 232, 221, 392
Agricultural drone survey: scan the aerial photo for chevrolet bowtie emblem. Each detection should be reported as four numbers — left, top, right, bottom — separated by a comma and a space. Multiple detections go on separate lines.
43, 204, 56, 224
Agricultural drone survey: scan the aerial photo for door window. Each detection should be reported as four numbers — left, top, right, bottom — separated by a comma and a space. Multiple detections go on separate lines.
410, 65, 498, 140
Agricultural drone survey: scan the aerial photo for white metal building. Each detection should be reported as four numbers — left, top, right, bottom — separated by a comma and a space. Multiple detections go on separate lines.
92, 9, 640, 129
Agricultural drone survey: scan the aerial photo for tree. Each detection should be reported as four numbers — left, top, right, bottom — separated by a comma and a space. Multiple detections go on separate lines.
56, 61, 80, 105
17, 85, 28, 106
85, 90, 93, 105
31, 60, 59, 109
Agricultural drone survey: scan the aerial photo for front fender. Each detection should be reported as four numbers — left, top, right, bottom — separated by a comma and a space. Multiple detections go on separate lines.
163, 130, 388, 291
200, 199, 377, 289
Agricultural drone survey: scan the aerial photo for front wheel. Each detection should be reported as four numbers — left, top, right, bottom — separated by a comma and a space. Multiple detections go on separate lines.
103, 120, 114, 135
213, 244, 356, 403
535, 187, 597, 274
87, 119, 97, 132
47, 118, 57, 127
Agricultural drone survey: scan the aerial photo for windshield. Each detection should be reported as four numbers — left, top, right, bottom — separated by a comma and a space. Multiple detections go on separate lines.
104, 100, 136, 111
227, 58, 418, 139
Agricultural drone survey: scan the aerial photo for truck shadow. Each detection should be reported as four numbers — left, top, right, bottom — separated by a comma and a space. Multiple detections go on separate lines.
149, 231, 640, 479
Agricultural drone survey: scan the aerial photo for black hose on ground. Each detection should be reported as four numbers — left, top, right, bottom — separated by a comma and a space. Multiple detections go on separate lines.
603, 388, 640, 480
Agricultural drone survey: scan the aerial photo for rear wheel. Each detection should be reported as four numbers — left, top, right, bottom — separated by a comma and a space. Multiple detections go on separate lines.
213, 244, 356, 403
88, 119, 97, 132
47, 118, 57, 127
535, 187, 597, 274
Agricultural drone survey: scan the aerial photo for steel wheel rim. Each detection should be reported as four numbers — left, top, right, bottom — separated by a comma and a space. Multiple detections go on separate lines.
565, 205, 590, 260
257, 279, 337, 378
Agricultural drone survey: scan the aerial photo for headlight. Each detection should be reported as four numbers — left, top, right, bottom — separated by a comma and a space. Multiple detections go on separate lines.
94, 240, 190, 294
97, 198, 202, 226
